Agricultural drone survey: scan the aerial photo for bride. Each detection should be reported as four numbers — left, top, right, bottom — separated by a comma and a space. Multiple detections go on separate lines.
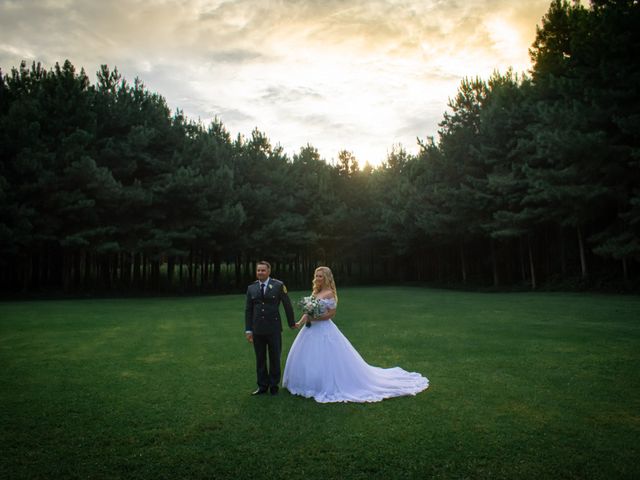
283, 266, 429, 403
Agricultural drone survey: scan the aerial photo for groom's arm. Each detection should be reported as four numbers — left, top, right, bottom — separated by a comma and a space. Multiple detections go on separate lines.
244, 289, 254, 341
280, 285, 295, 328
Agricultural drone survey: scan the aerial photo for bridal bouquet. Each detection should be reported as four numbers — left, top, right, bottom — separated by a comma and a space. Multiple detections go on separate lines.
298, 295, 326, 328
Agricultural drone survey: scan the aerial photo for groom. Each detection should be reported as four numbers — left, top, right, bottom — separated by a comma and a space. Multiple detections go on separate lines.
244, 260, 296, 395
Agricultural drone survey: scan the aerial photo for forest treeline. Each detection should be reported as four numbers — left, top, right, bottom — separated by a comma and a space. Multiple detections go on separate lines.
1, 0, 639, 295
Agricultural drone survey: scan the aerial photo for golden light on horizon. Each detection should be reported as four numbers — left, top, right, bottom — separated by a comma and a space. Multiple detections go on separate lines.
485, 16, 531, 71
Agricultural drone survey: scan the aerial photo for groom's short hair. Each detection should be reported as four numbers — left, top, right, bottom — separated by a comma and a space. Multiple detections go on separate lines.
257, 260, 271, 271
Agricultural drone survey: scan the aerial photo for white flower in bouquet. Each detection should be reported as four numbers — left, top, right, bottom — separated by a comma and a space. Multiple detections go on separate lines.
298, 295, 326, 328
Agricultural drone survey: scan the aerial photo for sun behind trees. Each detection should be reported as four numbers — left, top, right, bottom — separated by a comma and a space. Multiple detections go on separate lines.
0, 0, 638, 295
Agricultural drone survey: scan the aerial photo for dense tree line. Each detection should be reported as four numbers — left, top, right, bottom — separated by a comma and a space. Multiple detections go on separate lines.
1, 0, 638, 295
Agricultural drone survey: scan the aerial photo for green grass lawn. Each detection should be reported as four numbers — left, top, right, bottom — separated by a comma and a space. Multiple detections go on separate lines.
1, 287, 639, 479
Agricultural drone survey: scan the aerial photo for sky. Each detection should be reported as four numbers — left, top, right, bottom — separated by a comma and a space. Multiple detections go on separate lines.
0, 0, 553, 167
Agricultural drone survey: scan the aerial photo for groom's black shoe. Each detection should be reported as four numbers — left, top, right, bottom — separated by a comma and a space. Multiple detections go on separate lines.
270, 386, 279, 395
251, 388, 268, 396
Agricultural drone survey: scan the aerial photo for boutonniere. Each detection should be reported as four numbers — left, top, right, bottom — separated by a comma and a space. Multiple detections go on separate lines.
268, 284, 273, 290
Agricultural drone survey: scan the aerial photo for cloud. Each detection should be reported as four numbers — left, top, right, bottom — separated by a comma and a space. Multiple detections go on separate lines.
260, 85, 324, 104
0, 0, 553, 165
207, 49, 266, 64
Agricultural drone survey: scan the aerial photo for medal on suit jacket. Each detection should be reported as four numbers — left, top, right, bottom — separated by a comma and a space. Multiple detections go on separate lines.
265, 283, 275, 299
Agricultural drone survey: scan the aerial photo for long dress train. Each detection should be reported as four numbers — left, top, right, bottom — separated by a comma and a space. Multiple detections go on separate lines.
283, 299, 429, 403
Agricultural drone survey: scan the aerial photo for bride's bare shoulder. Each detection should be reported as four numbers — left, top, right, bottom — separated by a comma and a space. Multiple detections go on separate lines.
317, 290, 336, 301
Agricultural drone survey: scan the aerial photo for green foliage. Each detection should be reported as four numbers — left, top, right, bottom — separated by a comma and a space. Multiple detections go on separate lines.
1, 0, 639, 293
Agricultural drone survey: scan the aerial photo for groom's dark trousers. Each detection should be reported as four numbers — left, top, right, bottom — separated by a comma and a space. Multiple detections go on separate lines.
245, 279, 295, 389
252, 332, 282, 389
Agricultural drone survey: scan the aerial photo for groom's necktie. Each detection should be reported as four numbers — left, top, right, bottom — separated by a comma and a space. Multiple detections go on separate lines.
260, 283, 265, 297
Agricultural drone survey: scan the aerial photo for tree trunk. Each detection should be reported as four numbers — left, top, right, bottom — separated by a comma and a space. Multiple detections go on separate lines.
201, 252, 207, 290
545, 228, 551, 280
117, 252, 123, 289
111, 254, 118, 289
504, 241, 513, 284
143, 254, 149, 290
84, 251, 92, 291
235, 254, 242, 288
62, 251, 71, 292
558, 226, 567, 275
151, 258, 160, 291
213, 253, 221, 289
622, 257, 628, 281
167, 256, 175, 288
491, 238, 499, 287
459, 242, 467, 284
101, 255, 111, 290
133, 252, 141, 289
30, 251, 40, 290
246, 259, 253, 285
519, 237, 527, 283
528, 235, 536, 290
128, 253, 133, 289
73, 251, 82, 290
577, 225, 588, 278
370, 251, 375, 282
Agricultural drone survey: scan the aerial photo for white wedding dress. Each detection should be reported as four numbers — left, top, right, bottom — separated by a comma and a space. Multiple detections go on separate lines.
283, 298, 429, 403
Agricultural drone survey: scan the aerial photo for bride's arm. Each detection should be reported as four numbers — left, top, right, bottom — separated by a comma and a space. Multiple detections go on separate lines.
295, 307, 337, 326
314, 307, 336, 321
295, 314, 310, 328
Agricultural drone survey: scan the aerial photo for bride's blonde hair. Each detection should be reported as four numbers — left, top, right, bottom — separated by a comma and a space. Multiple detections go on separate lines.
312, 266, 338, 302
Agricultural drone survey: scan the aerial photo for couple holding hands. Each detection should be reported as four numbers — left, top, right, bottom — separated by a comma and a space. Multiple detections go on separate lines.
244, 261, 429, 403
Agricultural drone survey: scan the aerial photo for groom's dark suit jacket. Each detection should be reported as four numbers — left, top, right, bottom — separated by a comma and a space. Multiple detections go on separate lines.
245, 279, 295, 335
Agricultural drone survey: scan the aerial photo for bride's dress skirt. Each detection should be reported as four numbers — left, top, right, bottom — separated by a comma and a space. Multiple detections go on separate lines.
283, 319, 429, 403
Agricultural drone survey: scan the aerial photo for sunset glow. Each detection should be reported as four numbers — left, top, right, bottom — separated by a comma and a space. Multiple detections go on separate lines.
0, 0, 552, 166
